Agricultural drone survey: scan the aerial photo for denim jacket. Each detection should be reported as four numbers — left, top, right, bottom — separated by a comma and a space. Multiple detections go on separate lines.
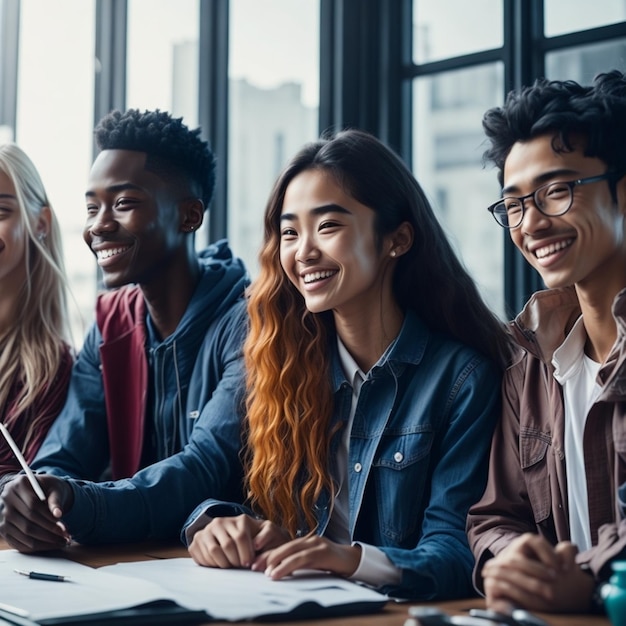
183, 310, 501, 600
33, 241, 250, 544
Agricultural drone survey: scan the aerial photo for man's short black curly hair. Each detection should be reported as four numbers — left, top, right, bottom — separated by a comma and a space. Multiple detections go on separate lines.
94, 109, 216, 209
482, 70, 626, 187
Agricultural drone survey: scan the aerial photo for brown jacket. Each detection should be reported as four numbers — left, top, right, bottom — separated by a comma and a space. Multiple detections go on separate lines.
467, 286, 626, 591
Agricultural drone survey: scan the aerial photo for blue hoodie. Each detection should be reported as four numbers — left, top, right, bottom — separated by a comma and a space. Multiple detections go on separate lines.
33, 240, 249, 544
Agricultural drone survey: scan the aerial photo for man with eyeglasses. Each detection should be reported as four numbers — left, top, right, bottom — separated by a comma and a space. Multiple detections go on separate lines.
467, 70, 626, 615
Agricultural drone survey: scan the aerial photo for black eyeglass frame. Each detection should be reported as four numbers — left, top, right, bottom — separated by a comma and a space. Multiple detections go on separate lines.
487, 172, 620, 229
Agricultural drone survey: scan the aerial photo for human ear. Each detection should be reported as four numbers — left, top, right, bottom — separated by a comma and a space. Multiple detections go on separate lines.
179, 198, 204, 233
388, 221, 414, 258
36, 205, 52, 240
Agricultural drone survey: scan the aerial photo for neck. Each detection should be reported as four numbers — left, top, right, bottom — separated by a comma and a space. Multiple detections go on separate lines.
141, 251, 201, 340
334, 303, 405, 373
575, 282, 623, 363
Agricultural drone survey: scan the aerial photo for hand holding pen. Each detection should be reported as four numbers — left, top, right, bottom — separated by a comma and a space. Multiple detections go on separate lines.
0, 424, 73, 553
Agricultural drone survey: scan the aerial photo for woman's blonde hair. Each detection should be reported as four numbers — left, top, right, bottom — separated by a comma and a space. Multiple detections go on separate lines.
0, 144, 71, 446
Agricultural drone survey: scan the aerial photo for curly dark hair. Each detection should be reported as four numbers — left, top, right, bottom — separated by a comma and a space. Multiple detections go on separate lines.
94, 109, 216, 208
483, 70, 626, 187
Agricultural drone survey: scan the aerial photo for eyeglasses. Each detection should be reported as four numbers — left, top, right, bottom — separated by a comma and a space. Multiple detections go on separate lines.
487, 172, 619, 229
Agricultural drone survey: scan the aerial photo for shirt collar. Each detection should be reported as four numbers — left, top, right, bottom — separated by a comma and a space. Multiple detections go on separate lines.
552, 315, 587, 383
336, 336, 366, 389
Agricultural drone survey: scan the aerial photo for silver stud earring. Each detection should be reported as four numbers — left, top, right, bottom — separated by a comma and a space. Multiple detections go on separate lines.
390, 250, 397, 257
37, 232, 46, 243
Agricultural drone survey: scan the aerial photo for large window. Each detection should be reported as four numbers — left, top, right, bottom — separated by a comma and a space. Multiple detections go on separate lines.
15, 0, 96, 344
413, 65, 504, 316
410, 0, 626, 318
411, 0, 505, 316
3, 0, 625, 331
227, 0, 319, 276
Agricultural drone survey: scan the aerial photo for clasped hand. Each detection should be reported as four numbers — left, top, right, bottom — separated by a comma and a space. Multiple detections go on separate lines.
482, 533, 595, 613
0, 474, 73, 552
188, 514, 361, 579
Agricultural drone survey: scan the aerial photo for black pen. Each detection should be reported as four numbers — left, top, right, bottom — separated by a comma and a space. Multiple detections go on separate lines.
14, 569, 70, 582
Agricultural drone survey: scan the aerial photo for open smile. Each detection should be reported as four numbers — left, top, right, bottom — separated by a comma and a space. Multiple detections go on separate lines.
303, 269, 338, 284
95, 245, 132, 264
534, 238, 574, 260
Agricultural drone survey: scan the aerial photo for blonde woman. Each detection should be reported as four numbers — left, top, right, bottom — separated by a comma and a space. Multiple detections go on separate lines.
0, 144, 72, 479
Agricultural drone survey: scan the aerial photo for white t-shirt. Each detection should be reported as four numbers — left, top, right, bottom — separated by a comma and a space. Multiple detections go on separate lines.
552, 316, 602, 551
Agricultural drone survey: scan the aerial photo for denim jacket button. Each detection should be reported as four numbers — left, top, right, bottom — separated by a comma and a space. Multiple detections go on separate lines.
354, 462, 362, 473
394, 451, 403, 463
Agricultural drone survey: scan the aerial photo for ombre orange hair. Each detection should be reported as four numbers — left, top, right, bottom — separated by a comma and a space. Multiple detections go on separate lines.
244, 130, 512, 537
244, 189, 336, 537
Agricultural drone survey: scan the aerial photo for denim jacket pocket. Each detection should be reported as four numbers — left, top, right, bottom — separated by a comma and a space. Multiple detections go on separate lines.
520, 428, 551, 523
371, 430, 434, 543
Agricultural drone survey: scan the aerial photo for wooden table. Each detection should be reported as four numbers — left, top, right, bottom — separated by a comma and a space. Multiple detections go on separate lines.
0, 540, 611, 626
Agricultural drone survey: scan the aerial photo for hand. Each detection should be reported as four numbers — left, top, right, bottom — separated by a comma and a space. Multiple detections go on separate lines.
482, 534, 594, 613
188, 514, 290, 569
260, 535, 362, 580
0, 474, 73, 552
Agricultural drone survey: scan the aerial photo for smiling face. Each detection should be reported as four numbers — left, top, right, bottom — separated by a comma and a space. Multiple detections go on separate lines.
279, 168, 398, 321
504, 133, 626, 292
84, 149, 187, 289
0, 169, 27, 294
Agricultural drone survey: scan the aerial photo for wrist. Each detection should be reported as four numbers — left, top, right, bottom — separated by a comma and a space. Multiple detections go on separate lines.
581, 564, 605, 614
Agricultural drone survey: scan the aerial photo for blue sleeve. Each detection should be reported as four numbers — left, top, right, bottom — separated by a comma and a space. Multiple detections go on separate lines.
378, 358, 501, 600
180, 499, 255, 545
60, 301, 247, 544
32, 323, 110, 480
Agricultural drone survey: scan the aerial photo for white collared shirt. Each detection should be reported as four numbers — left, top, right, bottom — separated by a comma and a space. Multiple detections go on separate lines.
330, 336, 402, 587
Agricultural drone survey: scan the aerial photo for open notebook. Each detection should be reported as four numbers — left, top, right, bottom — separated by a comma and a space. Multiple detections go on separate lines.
0, 551, 387, 624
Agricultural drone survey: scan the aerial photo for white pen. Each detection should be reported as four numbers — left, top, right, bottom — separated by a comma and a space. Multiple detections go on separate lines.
0, 422, 46, 501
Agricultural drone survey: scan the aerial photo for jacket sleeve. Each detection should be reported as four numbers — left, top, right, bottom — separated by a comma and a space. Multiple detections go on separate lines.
378, 357, 501, 600
32, 324, 111, 480
59, 300, 248, 544
181, 499, 255, 545
466, 359, 539, 594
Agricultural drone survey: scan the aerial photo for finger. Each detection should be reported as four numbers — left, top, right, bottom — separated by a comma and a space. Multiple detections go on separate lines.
264, 537, 329, 579
265, 549, 309, 580
484, 567, 556, 606
515, 534, 561, 571
2, 486, 68, 541
554, 541, 578, 571
189, 529, 228, 568
483, 556, 556, 585
485, 575, 553, 613
2, 514, 69, 552
254, 522, 288, 552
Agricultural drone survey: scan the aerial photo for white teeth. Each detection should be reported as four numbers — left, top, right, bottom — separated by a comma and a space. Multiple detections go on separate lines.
303, 270, 336, 284
535, 239, 573, 259
96, 247, 129, 260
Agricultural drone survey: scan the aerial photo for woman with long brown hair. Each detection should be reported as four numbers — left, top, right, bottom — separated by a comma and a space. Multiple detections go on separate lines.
0, 144, 72, 481
184, 129, 511, 599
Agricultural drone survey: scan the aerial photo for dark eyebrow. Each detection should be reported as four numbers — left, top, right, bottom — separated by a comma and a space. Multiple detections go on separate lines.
502, 169, 580, 195
280, 203, 351, 222
0, 193, 17, 200
85, 183, 144, 198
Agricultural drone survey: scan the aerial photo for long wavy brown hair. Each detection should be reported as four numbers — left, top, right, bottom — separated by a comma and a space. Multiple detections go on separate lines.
244, 129, 512, 537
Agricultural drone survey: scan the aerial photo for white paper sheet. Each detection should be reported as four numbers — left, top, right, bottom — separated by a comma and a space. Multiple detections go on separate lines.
102, 558, 388, 621
0, 551, 177, 621
0, 551, 386, 623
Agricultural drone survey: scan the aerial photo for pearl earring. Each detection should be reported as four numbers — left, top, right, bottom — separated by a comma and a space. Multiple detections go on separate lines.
390, 250, 397, 257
